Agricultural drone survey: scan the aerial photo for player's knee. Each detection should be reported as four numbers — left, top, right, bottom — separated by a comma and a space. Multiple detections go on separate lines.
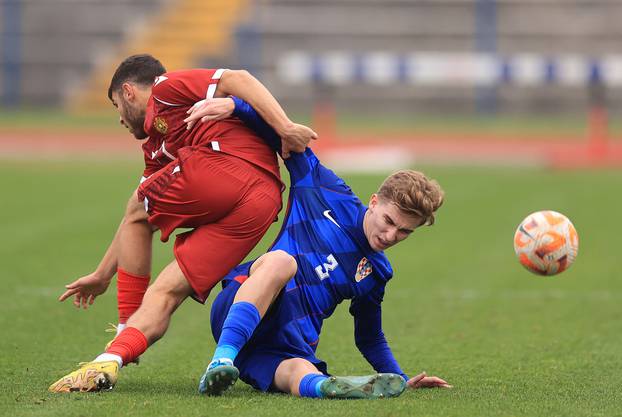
280, 357, 308, 373
267, 250, 297, 282
275, 358, 313, 395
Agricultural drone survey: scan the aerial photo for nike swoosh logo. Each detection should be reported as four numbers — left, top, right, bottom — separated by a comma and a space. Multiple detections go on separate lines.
172, 165, 181, 174
323, 210, 341, 228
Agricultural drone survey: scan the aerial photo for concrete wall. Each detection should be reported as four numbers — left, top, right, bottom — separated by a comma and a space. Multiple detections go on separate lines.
2, 0, 621, 112
0, 0, 169, 105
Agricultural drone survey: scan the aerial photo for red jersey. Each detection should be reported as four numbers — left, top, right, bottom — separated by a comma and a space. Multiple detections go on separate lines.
141, 69, 280, 183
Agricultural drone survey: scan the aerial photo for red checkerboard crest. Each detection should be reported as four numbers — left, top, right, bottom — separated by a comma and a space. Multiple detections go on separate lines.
355, 257, 373, 282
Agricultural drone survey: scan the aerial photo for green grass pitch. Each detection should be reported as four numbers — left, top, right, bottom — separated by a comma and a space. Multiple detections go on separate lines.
1, 159, 621, 417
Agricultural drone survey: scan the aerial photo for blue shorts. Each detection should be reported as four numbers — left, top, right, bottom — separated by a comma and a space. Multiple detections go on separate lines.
210, 262, 328, 392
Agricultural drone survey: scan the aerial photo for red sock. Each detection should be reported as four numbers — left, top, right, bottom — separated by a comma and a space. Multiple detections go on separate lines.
106, 327, 148, 365
117, 268, 150, 324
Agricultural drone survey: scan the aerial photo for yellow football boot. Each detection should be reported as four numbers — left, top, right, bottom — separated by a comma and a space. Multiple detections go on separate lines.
48, 361, 119, 393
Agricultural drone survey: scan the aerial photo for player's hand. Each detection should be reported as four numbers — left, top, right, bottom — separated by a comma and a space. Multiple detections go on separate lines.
407, 372, 452, 389
58, 272, 111, 309
184, 98, 235, 130
279, 123, 318, 159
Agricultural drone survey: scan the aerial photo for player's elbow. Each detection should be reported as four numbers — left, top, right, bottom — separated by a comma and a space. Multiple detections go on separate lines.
227, 69, 253, 81
354, 337, 370, 351
354, 332, 386, 351
219, 69, 254, 94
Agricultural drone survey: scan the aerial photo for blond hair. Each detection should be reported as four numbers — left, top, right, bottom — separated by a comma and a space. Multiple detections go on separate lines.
377, 170, 444, 226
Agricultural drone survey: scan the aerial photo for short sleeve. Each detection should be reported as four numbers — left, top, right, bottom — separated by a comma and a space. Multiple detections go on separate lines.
151, 69, 227, 106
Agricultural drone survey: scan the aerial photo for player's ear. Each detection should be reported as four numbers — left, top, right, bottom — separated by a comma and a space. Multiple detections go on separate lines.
369, 193, 378, 209
121, 82, 135, 101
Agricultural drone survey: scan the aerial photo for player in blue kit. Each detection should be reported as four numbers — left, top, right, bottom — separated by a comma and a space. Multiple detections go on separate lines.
185, 97, 450, 399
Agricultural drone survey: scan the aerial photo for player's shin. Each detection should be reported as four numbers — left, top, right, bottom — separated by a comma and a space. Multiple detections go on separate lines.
210, 301, 261, 365
105, 327, 148, 366
117, 267, 150, 326
198, 301, 260, 395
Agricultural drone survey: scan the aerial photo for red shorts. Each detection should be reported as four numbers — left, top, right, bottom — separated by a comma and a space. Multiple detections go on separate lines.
137, 146, 282, 303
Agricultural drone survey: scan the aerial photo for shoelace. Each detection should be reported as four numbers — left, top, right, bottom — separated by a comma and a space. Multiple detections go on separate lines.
104, 323, 119, 334
103, 324, 140, 366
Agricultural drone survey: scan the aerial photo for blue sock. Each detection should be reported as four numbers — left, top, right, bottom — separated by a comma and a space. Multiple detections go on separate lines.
212, 302, 261, 363
211, 345, 238, 364
298, 374, 327, 398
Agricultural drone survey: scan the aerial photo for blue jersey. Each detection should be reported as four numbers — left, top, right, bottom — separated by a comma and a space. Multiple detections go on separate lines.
269, 148, 393, 348
211, 99, 408, 390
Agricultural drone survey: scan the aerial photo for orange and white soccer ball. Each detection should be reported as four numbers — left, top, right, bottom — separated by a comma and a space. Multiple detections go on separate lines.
513, 210, 579, 276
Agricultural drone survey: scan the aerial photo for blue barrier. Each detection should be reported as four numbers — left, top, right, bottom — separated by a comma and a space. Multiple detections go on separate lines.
278, 52, 622, 87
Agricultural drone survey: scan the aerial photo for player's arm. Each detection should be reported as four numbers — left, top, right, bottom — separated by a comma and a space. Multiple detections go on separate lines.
184, 69, 317, 158
57, 179, 151, 309
349, 292, 409, 381
350, 289, 451, 389
232, 96, 283, 153
58, 217, 122, 308
180, 96, 283, 153
181, 95, 349, 194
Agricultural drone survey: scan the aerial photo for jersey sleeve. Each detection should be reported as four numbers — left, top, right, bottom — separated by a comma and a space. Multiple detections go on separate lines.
231, 96, 282, 154
285, 149, 354, 197
349, 281, 408, 381
151, 69, 227, 106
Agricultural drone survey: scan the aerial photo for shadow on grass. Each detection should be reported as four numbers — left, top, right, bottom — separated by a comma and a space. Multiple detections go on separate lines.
119, 377, 277, 399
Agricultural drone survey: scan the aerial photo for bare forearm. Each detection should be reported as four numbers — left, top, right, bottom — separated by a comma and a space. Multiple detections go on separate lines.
57, 215, 124, 305
216, 70, 293, 136
94, 216, 124, 282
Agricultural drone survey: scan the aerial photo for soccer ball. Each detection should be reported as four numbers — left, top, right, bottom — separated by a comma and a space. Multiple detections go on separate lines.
513, 210, 579, 276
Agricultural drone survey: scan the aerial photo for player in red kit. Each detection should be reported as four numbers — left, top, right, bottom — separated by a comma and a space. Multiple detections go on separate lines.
49, 54, 317, 393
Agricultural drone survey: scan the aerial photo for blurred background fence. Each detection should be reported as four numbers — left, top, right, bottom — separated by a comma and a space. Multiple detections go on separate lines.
1, 0, 621, 167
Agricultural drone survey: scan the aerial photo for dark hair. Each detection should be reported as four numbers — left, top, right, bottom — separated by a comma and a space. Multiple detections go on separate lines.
107, 54, 166, 100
